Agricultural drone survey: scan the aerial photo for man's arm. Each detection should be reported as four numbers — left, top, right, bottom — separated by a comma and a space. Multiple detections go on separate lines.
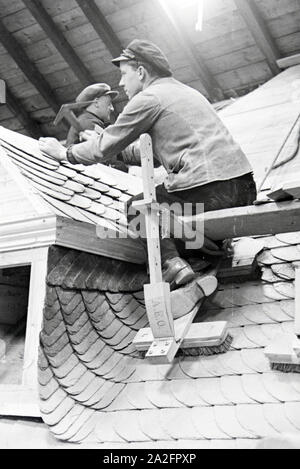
67, 93, 161, 166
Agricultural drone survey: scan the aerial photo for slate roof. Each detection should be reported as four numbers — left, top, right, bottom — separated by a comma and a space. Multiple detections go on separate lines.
37, 237, 300, 449
0, 125, 143, 232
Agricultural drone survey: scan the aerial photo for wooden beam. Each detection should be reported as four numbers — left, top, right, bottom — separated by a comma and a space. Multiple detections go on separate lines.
5, 88, 42, 139
75, 0, 123, 58
23, 0, 93, 88
234, 0, 281, 76
277, 54, 300, 70
155, 0, 224, 101
0, 79, 5, 103
0, 18, 60, 112
181, 200, 300, 241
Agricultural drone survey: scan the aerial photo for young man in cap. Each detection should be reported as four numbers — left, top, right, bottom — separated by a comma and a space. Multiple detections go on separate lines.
66, 83, 118, 146
40, 39, 256, 293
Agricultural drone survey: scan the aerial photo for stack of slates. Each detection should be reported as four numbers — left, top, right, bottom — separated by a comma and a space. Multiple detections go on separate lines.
0, 126, 143, 232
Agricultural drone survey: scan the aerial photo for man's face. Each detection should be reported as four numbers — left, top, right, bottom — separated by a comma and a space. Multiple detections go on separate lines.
95, 95, 114, 123
119, 62, 143, 100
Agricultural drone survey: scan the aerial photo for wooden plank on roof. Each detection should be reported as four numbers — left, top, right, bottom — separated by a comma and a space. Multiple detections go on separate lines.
180, 200, 300, 241
277, 54, 300, 69
155, 0, 224, 101
0, 79, 5, 103
23, 0, 94, 88
0, 18, 60, 112
234, 0, 281, 76
75, 0, 123, 58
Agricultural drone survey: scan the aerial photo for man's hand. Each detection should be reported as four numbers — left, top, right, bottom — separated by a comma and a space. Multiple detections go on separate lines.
39, 137, 67, 162
79, 129, 100, 142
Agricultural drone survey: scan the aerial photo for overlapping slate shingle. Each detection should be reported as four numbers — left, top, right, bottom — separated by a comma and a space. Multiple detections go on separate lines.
0, 126, 143, 231
37, 234, 300, 446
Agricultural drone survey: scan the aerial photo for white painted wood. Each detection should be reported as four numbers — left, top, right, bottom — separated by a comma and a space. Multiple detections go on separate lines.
0, 247, 48, 417
294, 264, 300, 337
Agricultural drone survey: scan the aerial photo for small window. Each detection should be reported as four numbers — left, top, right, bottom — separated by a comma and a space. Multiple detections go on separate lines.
0, 265, 30, 385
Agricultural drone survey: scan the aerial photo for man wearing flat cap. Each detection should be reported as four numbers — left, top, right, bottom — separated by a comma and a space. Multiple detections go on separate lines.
40, 39, 256, 294
66, 83, 118, 147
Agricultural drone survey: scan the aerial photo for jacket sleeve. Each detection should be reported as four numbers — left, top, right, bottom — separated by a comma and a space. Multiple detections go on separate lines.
121, 139, 141, 166
68, 93, 161, 166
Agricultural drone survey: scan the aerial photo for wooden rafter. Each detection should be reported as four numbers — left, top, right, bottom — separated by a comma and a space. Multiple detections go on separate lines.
75, 0, 123, 58
234, 0, 281, 76
0, 18, 60, 112
23, 0, 93, 88
155, 0, 224, 101
5, 88, 42, 139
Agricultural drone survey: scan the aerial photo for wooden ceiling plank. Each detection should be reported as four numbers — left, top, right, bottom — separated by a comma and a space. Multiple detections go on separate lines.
155, 0, 224, 101
234, 0, 281, 76
23, 0, 93, 88
4, 87, 41, 138
75, 0, 123, 58
0, 17, 60, 112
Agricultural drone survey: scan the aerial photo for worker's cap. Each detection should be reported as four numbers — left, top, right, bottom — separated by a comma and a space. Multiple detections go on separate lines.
112, 39, 172, 77
76, 83, 119, 103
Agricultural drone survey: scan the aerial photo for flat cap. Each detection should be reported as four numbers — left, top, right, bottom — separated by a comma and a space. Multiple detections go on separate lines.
76, 83, 119, 103
112, 39, 172, 77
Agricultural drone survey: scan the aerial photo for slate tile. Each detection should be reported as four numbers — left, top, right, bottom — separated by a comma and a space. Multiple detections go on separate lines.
220, 375, 255, 404
99, 319, 125, 341
65, 312, 89, 334
242, 324, 270, 347
67, 321, 94, 345
236, 404, 280, 438
271, 246, 300, 262
104, 389, 136, 412
47, 251, 79, 286
217, 351, 253, 375
82, 380, 116, 408
138, 410, 172, 441
41, 321, 67, 347
261, 267, 281, 283
263, 403, 299, 433
47, 343, 74, 368
40, 376, 60, 401
258, 250, 284, 265
170, 379, 208, 407
57, 363, 88, 388
41, 397, 75, 427
194, 377, 230, 405
49, 406, 92, 436
59, 412, 96, 442
66, 371, 96, 396
92, 383, 126, 410
124, 382, 155, 410
145, 381, 184, 409
240, 349, 271, 373
214, 406, 255, 439
275, 233, 300, 245
95, 354, 126, 378
179, 356, 216, 379
284, 402, 300, 431
271, 263, 295, 281
261, 373, 300, 402
113, 411, 150, 443
50, 354, 79, 379
38, 365, 54, 386
273, 282, 295, 299
264, 301, 293, 322
279, 300, 295, 319
230, 327, 257, 349
43, 332, 70, 356
159, 408, 199, 440
103, 356, 137, 383
95, 413, 126, 443
191, 407, 231, 439
71, 330, 100, 356
75, 339, 107, 364
40, 387, 70, 414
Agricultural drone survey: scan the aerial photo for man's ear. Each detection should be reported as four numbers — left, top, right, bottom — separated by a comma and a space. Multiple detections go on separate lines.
138, 65, 146, 81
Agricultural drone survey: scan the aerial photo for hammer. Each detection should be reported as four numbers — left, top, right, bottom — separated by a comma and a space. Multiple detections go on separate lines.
54, 101, 96, 131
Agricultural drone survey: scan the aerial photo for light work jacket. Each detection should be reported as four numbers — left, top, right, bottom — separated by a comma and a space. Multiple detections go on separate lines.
69, 77, 252, 192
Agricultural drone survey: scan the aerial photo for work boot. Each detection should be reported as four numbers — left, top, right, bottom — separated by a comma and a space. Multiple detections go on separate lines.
162, 257, 196, 290
171, 274, 218, 319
